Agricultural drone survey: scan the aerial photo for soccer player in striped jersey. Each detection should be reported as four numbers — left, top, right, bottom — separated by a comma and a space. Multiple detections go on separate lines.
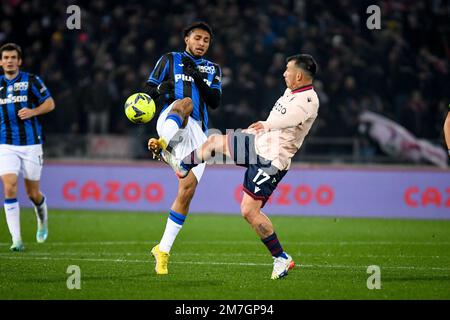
145, 22, 222, 274
0, 43, 55, 251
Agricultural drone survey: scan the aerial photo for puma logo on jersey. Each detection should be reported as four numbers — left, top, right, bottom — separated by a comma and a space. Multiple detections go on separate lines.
174, 74, 212, 86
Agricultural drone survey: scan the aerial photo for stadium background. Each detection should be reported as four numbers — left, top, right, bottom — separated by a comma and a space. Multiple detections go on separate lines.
1, 0, 448, 216
0, 0, 449, 300
1, 0, 448, 161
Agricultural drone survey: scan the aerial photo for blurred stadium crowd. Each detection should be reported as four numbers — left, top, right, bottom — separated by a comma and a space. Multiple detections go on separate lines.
0, 0, 449, 158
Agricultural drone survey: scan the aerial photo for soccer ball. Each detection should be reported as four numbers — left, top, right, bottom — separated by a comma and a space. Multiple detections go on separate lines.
124, 93, 156, 124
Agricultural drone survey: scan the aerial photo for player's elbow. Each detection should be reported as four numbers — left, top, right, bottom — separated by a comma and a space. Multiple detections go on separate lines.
208, 101, 220, 110
46, 98, 56, 111
240, 202, 257, 223
207, 91, 221, 110
145, 83, 159, 100
174, 97, 193, 117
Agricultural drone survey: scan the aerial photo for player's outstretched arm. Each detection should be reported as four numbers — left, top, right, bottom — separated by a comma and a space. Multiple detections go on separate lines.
17, 97, 55, 120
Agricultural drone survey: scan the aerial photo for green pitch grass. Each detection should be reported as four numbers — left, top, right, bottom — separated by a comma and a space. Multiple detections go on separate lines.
0, 209, 449, 299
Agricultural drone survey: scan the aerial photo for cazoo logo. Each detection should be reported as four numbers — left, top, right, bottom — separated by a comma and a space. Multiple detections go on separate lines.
0, 95, 28, 105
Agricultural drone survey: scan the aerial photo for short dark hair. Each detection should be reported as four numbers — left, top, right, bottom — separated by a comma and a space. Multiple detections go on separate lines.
183, 21, 213, 39
287, 54, 317, 78
0, 43, 22, 59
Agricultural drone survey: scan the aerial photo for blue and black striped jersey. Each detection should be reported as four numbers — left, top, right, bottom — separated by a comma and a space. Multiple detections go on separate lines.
0, 71, 51, 145
147, 51, 222, 132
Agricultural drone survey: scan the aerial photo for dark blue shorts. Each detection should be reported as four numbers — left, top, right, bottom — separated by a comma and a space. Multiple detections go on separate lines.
227, 130, 287, 207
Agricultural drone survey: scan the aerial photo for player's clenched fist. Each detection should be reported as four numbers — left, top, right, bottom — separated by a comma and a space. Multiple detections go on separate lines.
17, 108, 36, 120
182, 56, 202, 79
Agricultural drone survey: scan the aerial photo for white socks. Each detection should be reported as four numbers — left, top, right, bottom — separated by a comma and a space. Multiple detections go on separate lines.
160, 114, 183, 145
3, 195, 47, 244
159, 210, 186, 253
34, 195, 48, 227
4, 199, 21, 243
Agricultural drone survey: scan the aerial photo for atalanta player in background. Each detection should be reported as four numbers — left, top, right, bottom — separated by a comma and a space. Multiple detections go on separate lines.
0, 43, 55, 251
145, 21, 222, 275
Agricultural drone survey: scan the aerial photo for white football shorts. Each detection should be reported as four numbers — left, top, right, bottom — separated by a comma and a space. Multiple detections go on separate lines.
0, 144, 44, 181
156, 101, 207, 182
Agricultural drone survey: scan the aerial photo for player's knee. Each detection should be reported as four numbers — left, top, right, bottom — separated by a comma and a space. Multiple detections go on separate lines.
207, 134, 226, 152
3, 181, 18, 198
173, 97, 193, 118
208, 134, 221, 145
240, 203, 257, 222
205, 134, 217, 150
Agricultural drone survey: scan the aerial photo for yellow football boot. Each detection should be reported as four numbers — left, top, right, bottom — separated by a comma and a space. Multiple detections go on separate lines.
148, 137, 167, 160
150, 244, 170, 275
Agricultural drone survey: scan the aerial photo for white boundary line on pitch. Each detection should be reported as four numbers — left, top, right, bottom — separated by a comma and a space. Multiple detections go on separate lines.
0, 254, 449, 271
1, 240, 449, 246
0, 251, 448, 259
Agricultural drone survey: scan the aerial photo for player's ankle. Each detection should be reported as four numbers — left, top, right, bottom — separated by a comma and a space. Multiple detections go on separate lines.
158, 137, 168, 150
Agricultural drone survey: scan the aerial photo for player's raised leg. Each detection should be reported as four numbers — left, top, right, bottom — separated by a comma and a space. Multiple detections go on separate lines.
1, 174, 24, 251
148, 97, 193, 159
25, 179, 48, 243
169, 134, 229, 178
240, 193, 295, 279
151, 171, 198, 274
188, 134, 230, 164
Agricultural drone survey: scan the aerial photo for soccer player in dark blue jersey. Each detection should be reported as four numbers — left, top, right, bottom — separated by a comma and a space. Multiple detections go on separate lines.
145, 22, 222, 274
0, 43, 55, 251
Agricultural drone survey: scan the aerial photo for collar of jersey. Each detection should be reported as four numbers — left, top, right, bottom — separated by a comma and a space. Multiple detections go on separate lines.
3, 71, 22, 83
183, 51, 204, 64
291, 84, 314, 94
